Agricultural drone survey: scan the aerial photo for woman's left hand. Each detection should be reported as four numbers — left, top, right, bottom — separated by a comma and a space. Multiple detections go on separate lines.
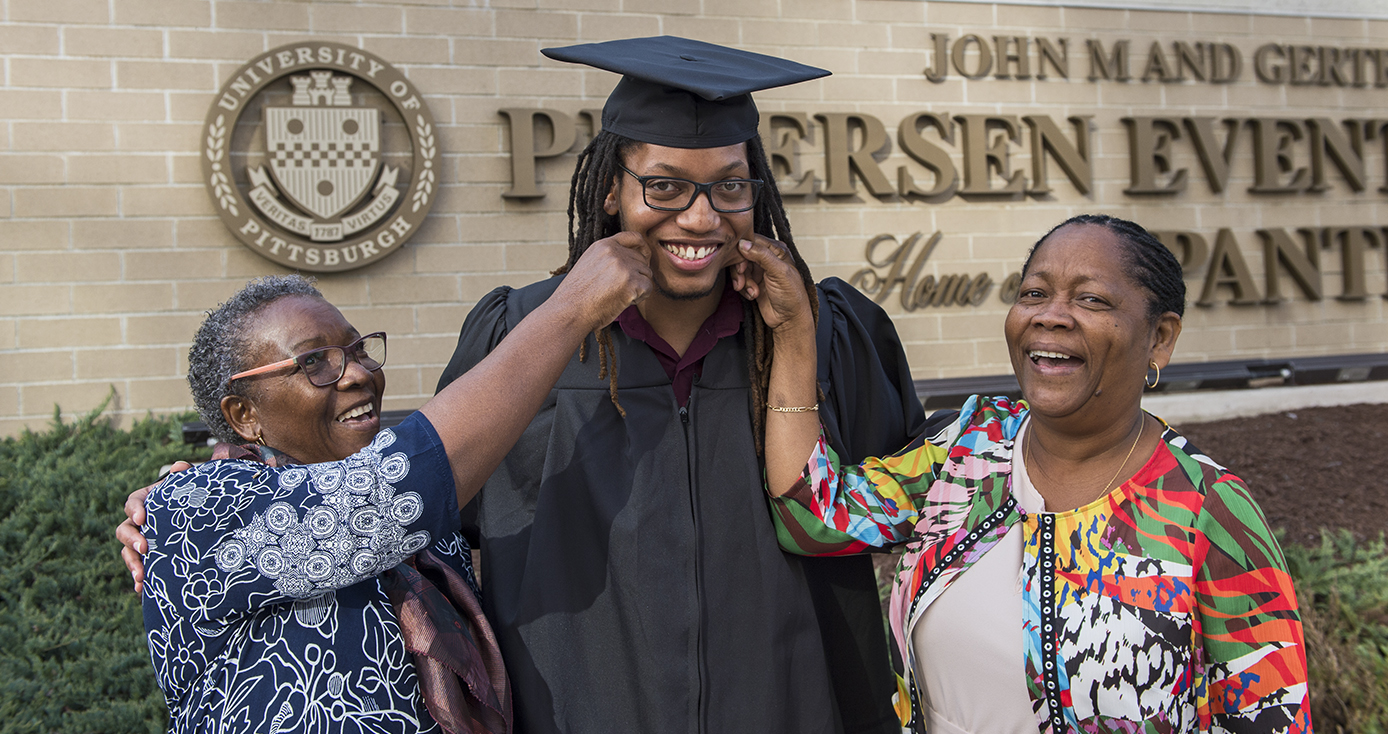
731, 235, 812, 333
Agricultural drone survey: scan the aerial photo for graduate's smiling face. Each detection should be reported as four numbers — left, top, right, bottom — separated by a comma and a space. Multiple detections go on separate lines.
604, 142, 755, 302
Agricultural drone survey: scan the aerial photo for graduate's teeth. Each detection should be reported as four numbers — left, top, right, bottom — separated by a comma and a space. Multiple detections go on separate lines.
1029, 350, 1071, 360
667, 244, 715, 261
337, 404, 372, 422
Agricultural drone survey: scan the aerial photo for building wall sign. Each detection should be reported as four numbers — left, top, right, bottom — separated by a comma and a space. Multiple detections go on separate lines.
201, 42, 437, 272
502, 32, 1388, 312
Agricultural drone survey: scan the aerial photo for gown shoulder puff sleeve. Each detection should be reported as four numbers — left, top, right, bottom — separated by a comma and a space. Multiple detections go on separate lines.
814, 277, 927, 465
437, 285, 516, 393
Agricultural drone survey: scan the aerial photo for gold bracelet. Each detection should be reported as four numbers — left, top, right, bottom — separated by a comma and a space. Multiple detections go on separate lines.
767, 403, 818, 413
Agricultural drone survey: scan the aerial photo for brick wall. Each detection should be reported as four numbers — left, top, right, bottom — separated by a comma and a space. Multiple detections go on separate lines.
1, 0, 1385, 436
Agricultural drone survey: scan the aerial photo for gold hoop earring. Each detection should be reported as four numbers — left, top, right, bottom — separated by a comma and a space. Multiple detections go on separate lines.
1145, 361, 1160, 389
255, 433, 267, 446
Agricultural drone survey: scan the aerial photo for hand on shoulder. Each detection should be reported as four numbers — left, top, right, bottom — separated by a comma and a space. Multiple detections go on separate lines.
117, 460, 194, 593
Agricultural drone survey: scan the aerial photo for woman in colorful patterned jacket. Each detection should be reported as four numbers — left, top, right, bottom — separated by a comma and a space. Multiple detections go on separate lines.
127, 233, 650, 733
737, 214, 1310, 734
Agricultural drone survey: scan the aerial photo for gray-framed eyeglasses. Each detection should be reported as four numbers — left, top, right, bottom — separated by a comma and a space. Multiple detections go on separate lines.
230, 332, 387, 387
618, 164, 763, 213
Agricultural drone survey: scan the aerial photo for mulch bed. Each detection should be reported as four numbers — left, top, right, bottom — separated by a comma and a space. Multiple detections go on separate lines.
1175, 402, 1388, 547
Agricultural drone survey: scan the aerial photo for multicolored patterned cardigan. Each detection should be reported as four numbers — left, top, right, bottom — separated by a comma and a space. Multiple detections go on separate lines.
769, 396, 1311, 734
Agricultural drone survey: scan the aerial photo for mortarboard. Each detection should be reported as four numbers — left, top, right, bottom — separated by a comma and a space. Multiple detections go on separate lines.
542, 36, 830, 149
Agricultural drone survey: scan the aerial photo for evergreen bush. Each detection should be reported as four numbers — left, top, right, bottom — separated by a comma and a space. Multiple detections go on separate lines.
0, 402, 206, 734
1288, 530, 1388, 734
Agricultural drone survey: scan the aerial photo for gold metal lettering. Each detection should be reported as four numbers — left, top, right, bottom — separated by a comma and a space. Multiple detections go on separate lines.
500, 108, 576, 199
956, 115, 1025, 198
951, 34, 993, 79
1152, 231, 1208, 275
993, 36, 1031, 80
759, 113, 816, 196
1248, 118, 1309, 194
927, 274, 969, 307
1253, 44, 1287, 84
965, 272, 994, 306
1306, 118, 1367, 192
1210, 43, 1242, 83
1087, 39, 1131, 82
1174, 41, 1207, 82
1257, 228, 1322, 302
999, 272, 1022, 303
1373, 50, 1388, 87
897, 112, 958, 199
1184, 117, 1240, 193
925, 33, 950, 83
1324, 47, 1356, 86
848, 232, 929, 309
816, 112, 895, 197
1024, 115, 1091, 196
1122, 117, 1187, 195
1141, 41, 1176, 82
1036, 38, 1069, 80
1323, 227, 1380, 300
909, 274, 937, 308
847, 232, 994, 311
1197, 228, 1261, 306
1288, 45, 1320, 85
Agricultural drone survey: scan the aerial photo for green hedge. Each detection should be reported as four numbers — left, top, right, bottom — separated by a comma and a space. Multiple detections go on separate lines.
1, 407, 1384, 732
0, 404, 206, 734
1289, 531, 1388, 733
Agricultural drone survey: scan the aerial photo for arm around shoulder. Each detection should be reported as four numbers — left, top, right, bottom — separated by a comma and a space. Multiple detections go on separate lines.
143, 420, 459, 622
767, 428, 948, 555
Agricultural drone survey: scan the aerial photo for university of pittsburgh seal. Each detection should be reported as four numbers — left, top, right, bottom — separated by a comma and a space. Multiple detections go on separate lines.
201, 42, 437, 272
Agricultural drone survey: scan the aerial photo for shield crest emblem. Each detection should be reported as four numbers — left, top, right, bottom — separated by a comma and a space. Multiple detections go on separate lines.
265, 106, 380, 220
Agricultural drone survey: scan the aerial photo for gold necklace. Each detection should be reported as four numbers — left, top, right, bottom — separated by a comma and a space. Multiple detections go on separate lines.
1026, 417, 1145, 504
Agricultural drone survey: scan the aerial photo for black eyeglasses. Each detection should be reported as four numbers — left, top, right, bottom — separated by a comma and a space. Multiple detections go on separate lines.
230, 332, 387, 387
618, 164, 763, 213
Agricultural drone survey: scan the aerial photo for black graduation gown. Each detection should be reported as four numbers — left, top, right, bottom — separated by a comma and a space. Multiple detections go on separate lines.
437, 276, 925, 734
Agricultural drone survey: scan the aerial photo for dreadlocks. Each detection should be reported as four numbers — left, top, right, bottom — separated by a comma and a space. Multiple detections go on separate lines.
553, 130, 818, 453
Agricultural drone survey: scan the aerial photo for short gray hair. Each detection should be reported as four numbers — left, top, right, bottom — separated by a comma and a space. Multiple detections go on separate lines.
188, 275, 323, 442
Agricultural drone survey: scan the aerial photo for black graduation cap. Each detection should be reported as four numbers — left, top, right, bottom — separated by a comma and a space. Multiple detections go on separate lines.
542, 36, 830, 149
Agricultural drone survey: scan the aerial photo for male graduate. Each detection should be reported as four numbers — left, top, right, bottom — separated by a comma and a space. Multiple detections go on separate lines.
438, 37, 926, 734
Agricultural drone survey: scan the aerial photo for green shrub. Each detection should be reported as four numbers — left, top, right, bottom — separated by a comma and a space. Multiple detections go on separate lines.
1287, 530, 1388, 734
0, 403, 206, 734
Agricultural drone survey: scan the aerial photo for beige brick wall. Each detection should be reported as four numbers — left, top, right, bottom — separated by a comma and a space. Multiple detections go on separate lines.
2, 0, 1385, 436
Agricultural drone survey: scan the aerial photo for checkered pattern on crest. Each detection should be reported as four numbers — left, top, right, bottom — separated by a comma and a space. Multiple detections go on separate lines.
263, 106, 381, 220
272, 141, 377, 169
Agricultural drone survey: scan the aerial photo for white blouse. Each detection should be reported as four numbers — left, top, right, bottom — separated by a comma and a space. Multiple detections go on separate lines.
910, 421, 1044, 734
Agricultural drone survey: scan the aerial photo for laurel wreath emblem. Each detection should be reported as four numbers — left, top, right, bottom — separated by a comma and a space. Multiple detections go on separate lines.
205, 114, 239, 217
412, 114, 436, 213
202, 43, 440, 272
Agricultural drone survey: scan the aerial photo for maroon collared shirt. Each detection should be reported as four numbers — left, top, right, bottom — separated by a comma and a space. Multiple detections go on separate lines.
616, 283, 745, 407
